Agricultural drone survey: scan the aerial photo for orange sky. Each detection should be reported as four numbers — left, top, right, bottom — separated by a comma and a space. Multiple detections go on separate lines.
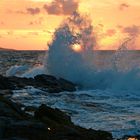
0, 0, 140, 50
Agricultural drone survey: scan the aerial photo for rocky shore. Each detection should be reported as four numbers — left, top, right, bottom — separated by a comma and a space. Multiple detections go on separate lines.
0, 75, 139, 140
0, 74, 76, 93
0, 92, 113, 140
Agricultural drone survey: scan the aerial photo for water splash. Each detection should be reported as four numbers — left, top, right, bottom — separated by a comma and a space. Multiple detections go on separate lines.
6, 12, 140, 91
45, 12, 140, 91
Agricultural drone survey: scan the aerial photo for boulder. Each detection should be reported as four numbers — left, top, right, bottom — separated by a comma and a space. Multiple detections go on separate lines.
34, 104, 72, 126
0, 95, 28, 119
0, 74, 76, 93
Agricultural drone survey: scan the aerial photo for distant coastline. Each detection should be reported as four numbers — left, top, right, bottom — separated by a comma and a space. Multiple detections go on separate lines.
0, 47, 15, 51
1, 47, 140, 52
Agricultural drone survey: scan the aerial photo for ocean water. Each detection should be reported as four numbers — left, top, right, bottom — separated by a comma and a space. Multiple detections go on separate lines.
1, 50, 140, 138
0, 51, 45, 76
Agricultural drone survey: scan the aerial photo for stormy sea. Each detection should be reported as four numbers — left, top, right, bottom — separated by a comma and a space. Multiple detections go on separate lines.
1, 49, 140, 139
1, 13, 140, 139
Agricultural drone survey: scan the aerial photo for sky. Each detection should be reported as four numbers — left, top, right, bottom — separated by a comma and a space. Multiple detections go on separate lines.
0, 0, 140, 50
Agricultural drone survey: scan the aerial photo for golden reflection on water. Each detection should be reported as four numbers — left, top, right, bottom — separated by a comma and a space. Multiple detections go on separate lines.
128, 137, 138, 140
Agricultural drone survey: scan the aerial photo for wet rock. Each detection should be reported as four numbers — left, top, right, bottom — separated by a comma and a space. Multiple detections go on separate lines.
34, 104, 72, 126
34, 74, 58, 86
34, 104, 113, 140
0, 90, 13, 98
0, 75, 14, 90
0, 95, 113, 140
58, 78, 76, 92
4, 120, 49, 140
0, 95, 28, 119
34, 74, 76, 92
0, 74, 76, 93
24, 106, 38, 113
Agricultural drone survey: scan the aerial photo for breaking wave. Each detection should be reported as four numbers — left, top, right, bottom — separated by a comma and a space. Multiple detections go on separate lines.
6, 12, 140, 91
44, 12, 140, 91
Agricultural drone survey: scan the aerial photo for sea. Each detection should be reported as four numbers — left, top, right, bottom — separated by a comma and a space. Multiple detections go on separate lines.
1, 50, 140, 139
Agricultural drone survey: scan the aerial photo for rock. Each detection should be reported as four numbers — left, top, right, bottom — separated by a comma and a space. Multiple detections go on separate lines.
58, 78, 76, 92
34, 104, 112, 140
34, 74, 58, 85
0, 74, 76, 93
0, 95, 28, 119
0, 90, 13, 98
0, 75, 14, 90
0, 118, 6, 138
24, 106, 38, 113
0, 96, 113, 140
4, 120, 49, 140
34, 74, 76, 92
34, 104, 72, 126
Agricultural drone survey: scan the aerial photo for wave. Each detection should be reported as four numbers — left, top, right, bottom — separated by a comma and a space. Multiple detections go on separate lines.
7, 12, 140, 91
44, 12, 140, 91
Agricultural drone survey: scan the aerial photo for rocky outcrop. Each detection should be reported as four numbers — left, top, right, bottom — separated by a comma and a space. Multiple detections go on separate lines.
0, 74, 76, 93
0, 94, 113, 140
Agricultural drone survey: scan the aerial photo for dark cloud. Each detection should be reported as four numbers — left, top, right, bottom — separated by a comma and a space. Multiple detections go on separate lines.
27, 8, 40, 15
119, 3, 129, 11
43, 0, 79, 15
122, 25, 140, 37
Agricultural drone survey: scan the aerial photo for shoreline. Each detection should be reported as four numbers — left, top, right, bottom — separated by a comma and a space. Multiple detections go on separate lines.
0, 74, 139, 140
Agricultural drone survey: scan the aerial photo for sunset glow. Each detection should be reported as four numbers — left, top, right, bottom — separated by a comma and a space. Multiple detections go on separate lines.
0, 0, 140, 50
71, 44, 82, 52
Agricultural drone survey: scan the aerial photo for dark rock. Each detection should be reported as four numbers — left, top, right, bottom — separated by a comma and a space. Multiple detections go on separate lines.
24, 106, 38, 113
58, 78, 76, 92
34, 74, 58, 85
0, 90, 13, 98
0, 74, 76, 93
34, 74, 76, 92
0, 118, 6, 138
0, 96, 28, 119
4, 120, 49, 140
0, 75, 14, 90
0, 96, 113, 140
34, 104, 72, 126
34, 104, 112, 140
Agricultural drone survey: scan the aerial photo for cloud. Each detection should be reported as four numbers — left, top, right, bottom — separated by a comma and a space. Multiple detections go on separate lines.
27, 7, 40, 15
116, 25, 123, 29
0, 21, 4, 25
14, 8, 41, 15
122, 25, 140, 37
43, 0, 79, 15
7, 31, 14, 35
29, 17, 44, 25
98, 24, 104, 28
28, 32, 39, 36
105, 29, 116, 37
119, 3, 129, 11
